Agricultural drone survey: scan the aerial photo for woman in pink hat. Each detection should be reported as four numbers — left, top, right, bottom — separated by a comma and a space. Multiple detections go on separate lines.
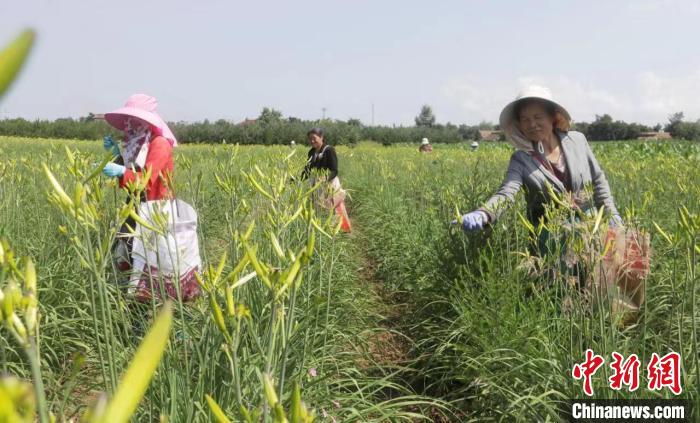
102, 93, 177, 201
102, 94, 200, 301
102, 94, 176, 272
101, 94, 201, 303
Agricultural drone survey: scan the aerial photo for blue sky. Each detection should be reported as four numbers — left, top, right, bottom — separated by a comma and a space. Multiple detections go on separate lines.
2, 0, 700, 126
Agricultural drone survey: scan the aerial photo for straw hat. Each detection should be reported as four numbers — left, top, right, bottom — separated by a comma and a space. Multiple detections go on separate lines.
104, 94, 178, 146
498, 85, 571, 151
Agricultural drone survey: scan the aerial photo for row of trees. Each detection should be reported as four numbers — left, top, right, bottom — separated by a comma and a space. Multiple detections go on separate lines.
664, 112, 700, 141
0, 105, 696, 144
572, 114, 655, 141
574, 112, 700, 141
416, 104, 666, 141
416, 104, 700, 142
0, 105, 484, 145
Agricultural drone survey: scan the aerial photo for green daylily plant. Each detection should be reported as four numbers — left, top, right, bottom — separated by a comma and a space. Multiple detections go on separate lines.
0, 29, 177, 423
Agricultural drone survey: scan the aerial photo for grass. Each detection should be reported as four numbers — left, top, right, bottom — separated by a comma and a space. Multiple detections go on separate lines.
344, 140, 700, 420
0, 135, 698, 421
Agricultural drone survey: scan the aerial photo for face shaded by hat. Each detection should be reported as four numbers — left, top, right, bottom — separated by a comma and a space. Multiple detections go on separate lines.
104, 94, 178, 146
499, 85, 571, 151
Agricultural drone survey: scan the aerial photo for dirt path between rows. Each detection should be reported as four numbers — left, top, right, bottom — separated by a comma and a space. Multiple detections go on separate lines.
351, 232, 412, 368
345, 222, 454, 422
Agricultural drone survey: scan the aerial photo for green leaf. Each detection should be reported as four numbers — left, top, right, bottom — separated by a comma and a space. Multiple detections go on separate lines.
0, 29, 35, 99
82, 152, 116, 184
97, 302, 173, 423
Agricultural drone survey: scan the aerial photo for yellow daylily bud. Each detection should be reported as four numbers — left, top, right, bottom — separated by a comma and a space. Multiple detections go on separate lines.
24, 258, 36, 294
210, 296, 230, 341
225, 286, 235, 317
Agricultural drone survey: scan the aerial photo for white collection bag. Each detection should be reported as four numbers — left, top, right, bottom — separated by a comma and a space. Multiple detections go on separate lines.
129, 199, 202, 301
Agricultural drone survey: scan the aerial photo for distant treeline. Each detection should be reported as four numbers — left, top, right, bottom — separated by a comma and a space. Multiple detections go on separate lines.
0, 114, 482, 145
0, 108, 696, 144
575, 112, 700, 141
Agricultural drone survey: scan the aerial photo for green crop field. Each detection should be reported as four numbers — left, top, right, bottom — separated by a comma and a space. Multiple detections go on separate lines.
0, 135, 698, 422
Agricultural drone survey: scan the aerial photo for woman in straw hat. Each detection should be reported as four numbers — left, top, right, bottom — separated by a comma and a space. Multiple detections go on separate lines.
456, 86, 622, 256
419, 138, 433, 153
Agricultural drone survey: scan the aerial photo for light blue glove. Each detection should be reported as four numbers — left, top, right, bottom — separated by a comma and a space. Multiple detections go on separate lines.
102, 163, 125, 178
103, 135, 120, 156
452, 211, 488, 232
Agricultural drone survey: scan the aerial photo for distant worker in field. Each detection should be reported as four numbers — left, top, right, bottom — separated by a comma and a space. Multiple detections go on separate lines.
455, 85, 622, 255
101, 94, 201, 302
470, 141, 479, 151
302, 127, 351, 232
419, 137, 433, 153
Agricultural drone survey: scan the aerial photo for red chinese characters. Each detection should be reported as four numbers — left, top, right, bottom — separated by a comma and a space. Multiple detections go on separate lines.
647, 352, 682, 395
572, 349, 605, 396
609, 352, 640, 392
573, 350, 683, 396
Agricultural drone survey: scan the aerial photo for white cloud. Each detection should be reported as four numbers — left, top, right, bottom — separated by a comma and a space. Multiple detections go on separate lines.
636, 70, 700, 120
440, 77, 516, 124
627, 0, 700, 13
516, 76, 625, 121
442, 69, 700, 125
441, 75, 627, 124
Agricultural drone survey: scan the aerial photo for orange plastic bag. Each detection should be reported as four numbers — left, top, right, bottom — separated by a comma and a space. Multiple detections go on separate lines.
335, 200, 352, 233
590, 227, 651, 325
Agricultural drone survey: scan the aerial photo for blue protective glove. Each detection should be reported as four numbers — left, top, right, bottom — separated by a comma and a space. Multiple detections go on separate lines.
102, 163, 125, 178
452, 211, 488, 232
103, 135, 120, 156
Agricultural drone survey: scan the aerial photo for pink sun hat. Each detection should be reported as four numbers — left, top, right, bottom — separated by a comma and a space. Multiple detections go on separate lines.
104, 94, 178, 146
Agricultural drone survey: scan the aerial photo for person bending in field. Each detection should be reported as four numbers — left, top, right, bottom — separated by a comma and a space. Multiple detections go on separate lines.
101, 94, 200, 302
302, 128, 351, 232
455, 86, 622, 276
419, 138, 433, 153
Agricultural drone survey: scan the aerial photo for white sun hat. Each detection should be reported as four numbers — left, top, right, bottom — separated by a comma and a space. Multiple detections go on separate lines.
421, 138, 429, 145
498, 85, 571, 151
